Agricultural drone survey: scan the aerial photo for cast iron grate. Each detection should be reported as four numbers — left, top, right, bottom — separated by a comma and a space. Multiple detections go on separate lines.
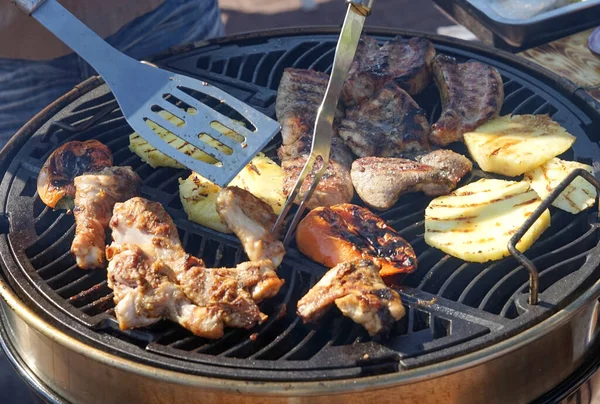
1, 30, 599, 381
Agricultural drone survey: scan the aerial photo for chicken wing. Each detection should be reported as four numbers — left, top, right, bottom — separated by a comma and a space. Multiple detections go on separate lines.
71, 166, 141, 269
297, 259, 405, 336
216, 186, 285, 268
107, 197, 284, 338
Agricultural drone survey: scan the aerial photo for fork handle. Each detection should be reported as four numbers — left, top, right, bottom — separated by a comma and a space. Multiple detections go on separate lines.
13, 0, 137, 87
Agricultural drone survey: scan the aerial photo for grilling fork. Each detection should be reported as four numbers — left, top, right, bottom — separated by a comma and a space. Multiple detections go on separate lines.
13, 0, 281, 188
272, 0, 374, 243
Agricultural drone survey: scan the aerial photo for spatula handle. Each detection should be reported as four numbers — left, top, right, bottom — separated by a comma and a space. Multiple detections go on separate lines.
13, 0, 138, 87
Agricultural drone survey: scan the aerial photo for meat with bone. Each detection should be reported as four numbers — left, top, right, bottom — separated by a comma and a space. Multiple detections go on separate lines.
275, 68, 354, 209
342, 35, 436, 107
106, 197, 284, 338
339, 81, 431, 157
351, 150, 472, 210
71, 166, 141, 269
297, 259, 405, 336
216, 186, 285, 268
430, 54, 504, 146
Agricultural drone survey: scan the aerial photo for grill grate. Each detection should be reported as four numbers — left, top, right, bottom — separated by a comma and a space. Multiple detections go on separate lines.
1, 30, 600, 381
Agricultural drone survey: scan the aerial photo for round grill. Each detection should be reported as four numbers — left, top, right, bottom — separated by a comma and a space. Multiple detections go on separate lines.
1, 28, 599, 382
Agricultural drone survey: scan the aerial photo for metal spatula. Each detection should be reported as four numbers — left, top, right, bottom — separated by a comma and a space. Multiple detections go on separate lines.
14, 0, 280, 187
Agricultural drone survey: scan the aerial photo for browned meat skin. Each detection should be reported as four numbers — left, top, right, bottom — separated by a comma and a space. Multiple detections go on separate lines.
430, 55, 504, 146
339, 82, 431, 158
216, 186, 285, 268
341, 35, 436, 107
275, 68, 354, 209
296, 259, 405, 336
37, 140, 113, 210
106, 197, 284, 338
106, 244, 226, 338
351, 150, 472, 210
71, 166, 141, 269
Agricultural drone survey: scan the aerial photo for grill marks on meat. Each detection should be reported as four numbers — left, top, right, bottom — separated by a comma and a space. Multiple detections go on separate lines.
297, 259, 405, 336
339, 82, 431, 157
216, 186, 285, 268
430, 55, 504, 146
351, 150, 472, 210
71, 166, 141, 269
276, 68, 354, 209
342, 35, 436, 107
106, 197, 284, 338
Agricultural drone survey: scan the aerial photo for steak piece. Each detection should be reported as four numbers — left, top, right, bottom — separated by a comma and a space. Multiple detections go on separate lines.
276, 68, 354, 209
351, 150, 473, 210
297, 259, 405, 336
342, 35, 436, 107
430, 55, 504, 146
339, 81, 431, 157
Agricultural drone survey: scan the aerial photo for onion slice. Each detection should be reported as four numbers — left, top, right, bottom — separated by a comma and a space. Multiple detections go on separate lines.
588, 26, 600, 56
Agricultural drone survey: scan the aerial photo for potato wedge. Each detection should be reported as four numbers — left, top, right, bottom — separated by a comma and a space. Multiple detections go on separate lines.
464, 114, 575, 177
179, 153, 285, 233
425, 178, 551, 263
524, 158, 596, 214
129, 109, 243, 169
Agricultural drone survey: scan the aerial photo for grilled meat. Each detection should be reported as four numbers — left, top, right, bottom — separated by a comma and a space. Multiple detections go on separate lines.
351, 150, 473, 210
339, 82, 431, 157
342, 35, 436, 107
297, 259, 405, 336
37, 140, 113, 209
107, 244, 226, 338
276, 68, 354, 209
107, 197, 284, 338
71, 166, 141, 269
216, 186, 285, 268
430, 55, 504, 146
296, 204, 417, 279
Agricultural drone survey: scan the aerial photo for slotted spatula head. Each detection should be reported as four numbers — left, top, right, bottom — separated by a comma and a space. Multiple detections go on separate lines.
14, 0, 281, 187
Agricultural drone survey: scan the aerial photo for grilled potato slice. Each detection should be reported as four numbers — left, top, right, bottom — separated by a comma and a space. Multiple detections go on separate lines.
129, 109, 243, 169
179, 153, 285, 233
425, 178, 551, 263
464, 114, 575, 177
524, 158, 596, 214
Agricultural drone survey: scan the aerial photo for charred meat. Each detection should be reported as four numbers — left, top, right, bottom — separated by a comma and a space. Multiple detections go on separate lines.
297, 259, 405, 336
276, 68, 354, 209
71, 166, 141, 269
339, 81, 431, 157
351, 150, 473, 210
106, 197, 284, 338
37, 140, 113, 209
342, 35, 436, 107
430, 55, 504, 146
296, 203, 417, 279
216, 186, 285, 268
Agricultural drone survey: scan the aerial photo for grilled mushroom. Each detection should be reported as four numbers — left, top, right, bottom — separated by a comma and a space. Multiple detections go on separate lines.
37, 140, 113, 209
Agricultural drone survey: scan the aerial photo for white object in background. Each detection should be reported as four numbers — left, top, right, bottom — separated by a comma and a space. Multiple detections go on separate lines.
301, 0, 318, 11
437, 25, 478, 41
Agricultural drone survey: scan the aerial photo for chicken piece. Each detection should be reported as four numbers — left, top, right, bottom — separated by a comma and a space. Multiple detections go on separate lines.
71, 166, 141, 269
297, 259, 405, 336
296, 204, 417, 279
276, 68, 354, 209
351, 150, 473, 210
107, 197, 284, 337
342, 35, 436, 107
339, 82, 431, 157
216, 186, 285, 268
37, 140, 113, 209
107, 244, 226, 338
430, 55, 504, 146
